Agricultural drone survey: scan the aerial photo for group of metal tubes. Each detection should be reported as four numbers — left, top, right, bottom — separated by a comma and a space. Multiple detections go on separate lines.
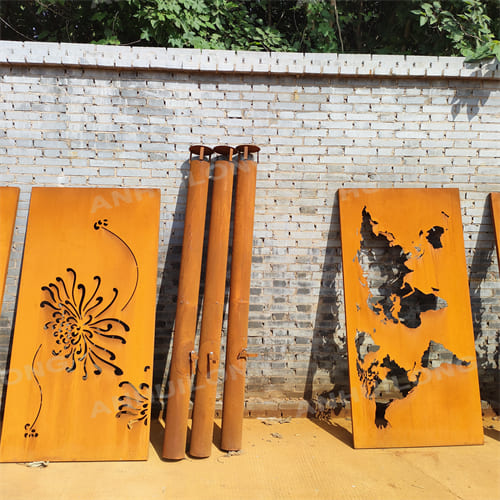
162, 144, 259, 460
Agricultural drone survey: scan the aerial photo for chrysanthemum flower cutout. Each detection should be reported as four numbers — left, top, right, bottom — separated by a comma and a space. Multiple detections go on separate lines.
40, 268, 130, 380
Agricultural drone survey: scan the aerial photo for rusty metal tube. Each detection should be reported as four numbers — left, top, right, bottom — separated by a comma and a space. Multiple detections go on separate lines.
0, 187, 19, 317
189, 146, 235, 458
220, 145, 259, 451
162, 145, 212, 460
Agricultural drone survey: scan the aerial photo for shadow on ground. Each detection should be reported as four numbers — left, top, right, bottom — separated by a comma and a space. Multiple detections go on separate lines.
484, 425, 500, 442
309, 417, 354, 448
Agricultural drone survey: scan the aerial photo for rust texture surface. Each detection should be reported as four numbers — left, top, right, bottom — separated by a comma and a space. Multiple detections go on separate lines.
339, 188, 483, 448
221, 146, 259, 452
162, 147, 211, 460
189, 152, 234, 458
0, 187, 160, 462
0, 187, 19, 316
490, 193, 500, 267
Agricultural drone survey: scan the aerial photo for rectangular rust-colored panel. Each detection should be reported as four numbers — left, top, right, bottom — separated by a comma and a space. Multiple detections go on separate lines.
490, 193, 500, 266
0, 187, 19, 316
0, 187, 160, 462
339, 188, 483, 448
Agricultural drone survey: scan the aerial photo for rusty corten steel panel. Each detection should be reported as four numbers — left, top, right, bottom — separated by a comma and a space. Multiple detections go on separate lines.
490, 193, 500, 266
0, 187, 160, 462
0, 187, 19, 316
339, 188, 483, 448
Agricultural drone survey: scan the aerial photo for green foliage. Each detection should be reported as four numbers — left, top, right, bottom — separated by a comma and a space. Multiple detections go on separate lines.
297, 1, 340, 53
127, 0, 290, 51
412, 0, 499, 60
0, 0, 139, 45
291, 0, 452, 55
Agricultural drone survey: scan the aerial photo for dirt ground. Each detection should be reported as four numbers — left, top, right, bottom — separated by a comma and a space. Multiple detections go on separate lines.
0, 417, 499, 500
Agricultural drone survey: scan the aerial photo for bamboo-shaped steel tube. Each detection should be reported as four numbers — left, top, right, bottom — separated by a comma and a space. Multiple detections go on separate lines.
162, 145, 212, 460
220, 145, 259, 451
189, 145, 235, 458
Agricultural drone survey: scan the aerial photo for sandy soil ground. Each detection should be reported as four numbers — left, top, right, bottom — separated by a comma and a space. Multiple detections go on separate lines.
0, 417, 499, 500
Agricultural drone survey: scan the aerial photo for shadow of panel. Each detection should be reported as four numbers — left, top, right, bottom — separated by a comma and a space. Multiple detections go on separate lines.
483, 425, 500, 442
149, 418, 166, 459
308, 417, 354, 449
470, 200, 499, 409
304, 192, 350, 416
152, 160, 191, 420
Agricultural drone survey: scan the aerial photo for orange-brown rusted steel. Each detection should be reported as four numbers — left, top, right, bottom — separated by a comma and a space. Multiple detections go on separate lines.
0, 187, 19, 316
162, 145, 212, 460
189, 145, 235, 458
339, 188, 483, 448
220, 145, 259, 452
490, 193, 500, 266
0, 187, 160, 462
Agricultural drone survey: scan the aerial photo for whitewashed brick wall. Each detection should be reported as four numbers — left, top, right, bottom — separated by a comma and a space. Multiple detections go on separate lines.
1, 42, 499, 415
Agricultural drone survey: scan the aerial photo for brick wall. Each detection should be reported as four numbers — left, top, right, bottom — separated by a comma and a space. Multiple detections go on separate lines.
0, 42, 499, 416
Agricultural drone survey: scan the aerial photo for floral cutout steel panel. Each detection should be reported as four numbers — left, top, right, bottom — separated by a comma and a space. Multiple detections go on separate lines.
0, 187, 19, 316
339, 188, 483, 448
0, 187, 160, 462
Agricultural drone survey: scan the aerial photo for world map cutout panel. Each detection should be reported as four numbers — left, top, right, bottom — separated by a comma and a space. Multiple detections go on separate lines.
0, 187, 19, 316
0, 187, 160, 462
339, 188, 483, 448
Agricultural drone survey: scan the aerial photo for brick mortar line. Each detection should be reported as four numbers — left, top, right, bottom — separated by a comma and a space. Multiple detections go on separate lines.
1, 61, 499, 83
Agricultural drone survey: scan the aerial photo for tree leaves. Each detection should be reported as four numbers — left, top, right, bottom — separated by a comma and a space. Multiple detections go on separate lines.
412, 0, 499, 61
